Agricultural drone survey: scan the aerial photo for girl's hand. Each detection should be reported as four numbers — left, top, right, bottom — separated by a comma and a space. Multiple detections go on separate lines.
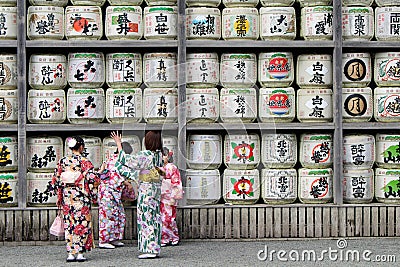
111, 131, 123, 151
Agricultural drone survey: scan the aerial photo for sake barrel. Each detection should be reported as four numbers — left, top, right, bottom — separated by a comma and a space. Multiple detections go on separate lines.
297, 88, 333, 122
144, 6, 177, 40
223, 0, 259, 7
143, 88, 178, 123
374, 87, 400, 122
29, 54, 67, 90
298, 0, 332, 7
258, 52, 294, 88
70, 0, 106, 6
375, 134, 400, 168
260, 0, 294, 7
27, 136, 63, 173
343, 168, 373, 204
296, 54, 333, 88
219, 88, 257, 123
0, 7, 17, 40
186, 169, 221, 205
27, 6, 64, 40
105, 88, 142, 124
343, 134, 375, 169
0, 0, 16, 5
262, 168, 297, 204
342, 7, 374, 41
186, 8, 221, 40
108, 0, 143, 5
299, 133, 333, 168
223, 169, 260, 204
375, 7, 400, 41
27, 89, 66, 124
65, 6, 103, 40
220, 53, 257, 88
143, 52, 178, 88
0, 54, 17, 89
65, 135, 102, 169
261, 133, 297, 168
224, 133, 260, 169
186, 0, 220, 7
105, 6, 143, 40
68, 52, 105, 88
258, 87, 295, 123
298, 168, 333, 204
0, 90, 17, 124
162, 135, 178, 162
0, 136, 17, 171
300, 6, 333, 40
342, 52, 372, 88
29, 0, 68, 6
375, 0, 400, 6
67, 88, 105, 124
259, 7, 296, 40
342, 87, 373, 122
374, 52, 400, 87
222, 8, 259, 40
186, 88, 219, 123
0, 172, 17, 207
106, 53, 142, 88
342, 0, 373, 6
187, 134, 222, 170
27, 172, 57, 206
186, 53, 219, 87
375, 168, 400, 204
145, 0, 177, 5
103, 135, 141, 162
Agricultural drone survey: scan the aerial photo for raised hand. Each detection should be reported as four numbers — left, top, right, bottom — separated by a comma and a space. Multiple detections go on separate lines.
111, 131, 123, 151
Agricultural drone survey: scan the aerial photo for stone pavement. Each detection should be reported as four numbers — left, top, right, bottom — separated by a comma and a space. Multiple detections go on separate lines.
0, 238, 399, 267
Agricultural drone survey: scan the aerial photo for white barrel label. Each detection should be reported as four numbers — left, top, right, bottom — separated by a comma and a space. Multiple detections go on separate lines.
65, 6, 102, 39
67, 89, 105, 122
220, 88, 257, 123
0, 173, 17, 205
0, 136, 17, 171
0, 90, 17, 123
186, 88, 219, 122
262, 169, 297, 202
28, 137, 62, 172
223, 169, 259, 204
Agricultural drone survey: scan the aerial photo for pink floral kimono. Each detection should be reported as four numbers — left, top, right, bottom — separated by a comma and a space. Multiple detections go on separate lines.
98, 154, 136, 244
160, 162, 183, 245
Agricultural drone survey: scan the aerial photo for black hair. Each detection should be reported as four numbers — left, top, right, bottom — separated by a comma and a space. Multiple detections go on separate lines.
114, 141, 133, 154
68, 136, 85, 150
162, 146, 174, 163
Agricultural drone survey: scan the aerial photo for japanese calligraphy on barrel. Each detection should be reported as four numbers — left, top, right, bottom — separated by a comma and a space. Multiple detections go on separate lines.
27, 136, 63, 172
29, 54, 67, 90
28, 89, 66, 124
298, 168, 333, 204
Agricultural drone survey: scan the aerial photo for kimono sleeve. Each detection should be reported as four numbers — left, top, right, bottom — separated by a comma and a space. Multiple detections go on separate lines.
169, 163, 184, 200
50, 159, 63, 206
116, 150, 151, 179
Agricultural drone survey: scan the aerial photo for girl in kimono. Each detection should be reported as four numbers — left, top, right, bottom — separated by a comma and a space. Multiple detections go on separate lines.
98, 142, 135, 249
112, 130, 164, 259
50, 136, 100, 263
160, 147, 183, 247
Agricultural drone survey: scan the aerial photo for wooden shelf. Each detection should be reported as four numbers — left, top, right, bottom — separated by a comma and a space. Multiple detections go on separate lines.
26, 123, 179, 132
343, 41, 400, 49
186, 122, 335, 131
26, 40, 179, 48
0, 124, 17, 131
187, 40, 335, 48
343, 122, 400, 130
